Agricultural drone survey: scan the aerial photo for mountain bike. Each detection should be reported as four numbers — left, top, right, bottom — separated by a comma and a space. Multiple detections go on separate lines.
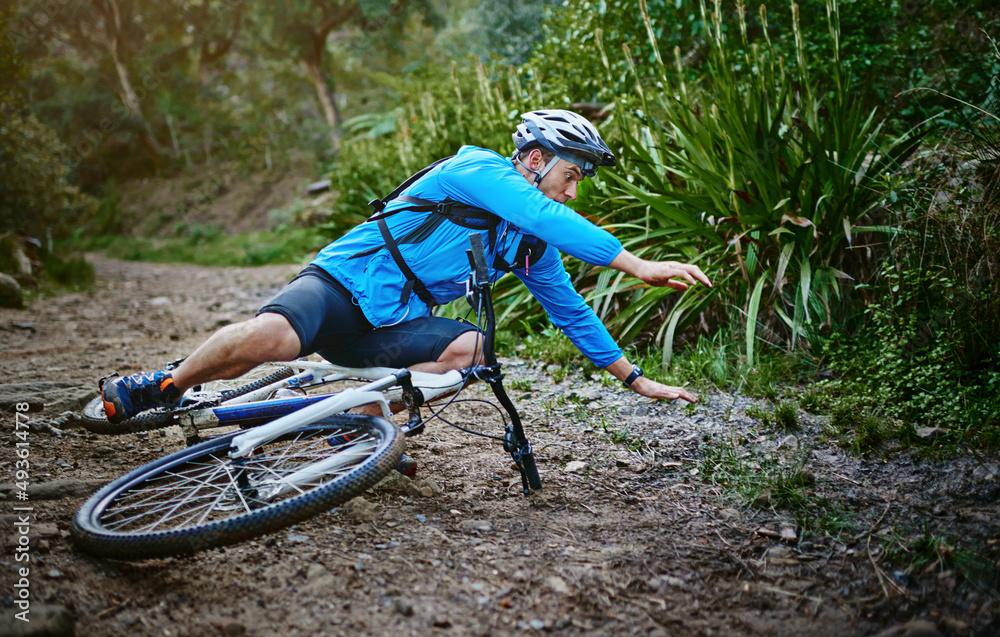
72, 235, 540, 560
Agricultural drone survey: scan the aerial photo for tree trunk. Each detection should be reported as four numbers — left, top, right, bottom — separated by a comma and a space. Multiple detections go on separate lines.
108, 39, 164, 159
93, 0, 164, 159
304, 55, 342, 154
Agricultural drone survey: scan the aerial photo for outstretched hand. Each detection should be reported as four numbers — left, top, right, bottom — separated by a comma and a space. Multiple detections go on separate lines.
608, 250, 712, 292
630, 377, 698, 403
638, 261, 712, 291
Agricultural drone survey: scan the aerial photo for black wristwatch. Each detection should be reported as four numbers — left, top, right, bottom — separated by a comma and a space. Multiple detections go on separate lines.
623, 364, 644, 388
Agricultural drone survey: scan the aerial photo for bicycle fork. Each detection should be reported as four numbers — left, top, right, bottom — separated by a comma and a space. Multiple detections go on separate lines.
478, 364, 540, 495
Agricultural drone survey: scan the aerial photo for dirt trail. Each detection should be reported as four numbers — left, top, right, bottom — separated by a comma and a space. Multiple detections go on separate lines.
1, 256, 997, 636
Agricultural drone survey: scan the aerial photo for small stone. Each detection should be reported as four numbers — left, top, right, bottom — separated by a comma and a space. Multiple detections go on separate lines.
47, 569, 61, 579
0, 272, 24, 308
780, 525, 797, 543
460, 519, 493, 533
564, 461, 587, 473
413, 477, 443, 496
341, 497, 379, 521
972, 464, 998, 482
765, 545, 792, 560
937, 616, 969, 633
305, 563, 327, 582
752, 489, 772, 508
286, 534, 309, 543
394, 598, 414, 617
210, 618, 247, 637
35, 523, 59, 538
374, 471, 421, 496
777, 435, 798, 450
529, 619, 545, 629
544, 576, 569, 594
432, 616, 452, 628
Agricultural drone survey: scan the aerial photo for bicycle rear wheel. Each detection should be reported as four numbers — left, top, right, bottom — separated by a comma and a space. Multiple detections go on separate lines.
72, 413, 402, 559
80, 363, 296, 435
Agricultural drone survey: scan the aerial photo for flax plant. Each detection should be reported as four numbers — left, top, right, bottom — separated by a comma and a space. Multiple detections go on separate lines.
576, 0, 921, 366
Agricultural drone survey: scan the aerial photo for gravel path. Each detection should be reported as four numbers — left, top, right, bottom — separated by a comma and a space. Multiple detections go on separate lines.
1, 255, 997, 636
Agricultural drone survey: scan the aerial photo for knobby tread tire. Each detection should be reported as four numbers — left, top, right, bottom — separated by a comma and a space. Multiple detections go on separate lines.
216, 367, 296, 401
80, 366, 296, 435
72, 414, 403, 560
81, 397, 174, 435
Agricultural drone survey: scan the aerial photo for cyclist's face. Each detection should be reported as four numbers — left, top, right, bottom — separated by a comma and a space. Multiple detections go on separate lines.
538, 159, 584, 204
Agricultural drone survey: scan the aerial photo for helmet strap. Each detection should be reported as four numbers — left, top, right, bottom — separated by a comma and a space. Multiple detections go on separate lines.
514, 150, 560, 188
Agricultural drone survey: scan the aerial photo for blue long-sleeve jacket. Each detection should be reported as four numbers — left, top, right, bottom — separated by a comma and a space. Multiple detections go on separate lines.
313, 145, 626, 367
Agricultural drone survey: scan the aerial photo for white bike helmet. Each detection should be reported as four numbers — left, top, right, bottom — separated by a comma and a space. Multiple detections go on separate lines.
512, 109, 616, 186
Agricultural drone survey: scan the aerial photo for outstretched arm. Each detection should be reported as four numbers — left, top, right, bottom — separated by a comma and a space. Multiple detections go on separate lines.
608, 249, 712, 291
604, 249, 710, 402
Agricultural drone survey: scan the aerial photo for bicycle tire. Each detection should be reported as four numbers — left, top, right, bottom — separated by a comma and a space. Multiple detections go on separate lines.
72, 413, 402, 559
79, 365, 296, 435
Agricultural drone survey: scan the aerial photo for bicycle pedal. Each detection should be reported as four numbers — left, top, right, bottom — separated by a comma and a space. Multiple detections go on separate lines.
402, 422, 425, 437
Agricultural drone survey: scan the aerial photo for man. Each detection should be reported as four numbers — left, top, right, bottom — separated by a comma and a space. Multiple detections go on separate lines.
101, 109, 711, 424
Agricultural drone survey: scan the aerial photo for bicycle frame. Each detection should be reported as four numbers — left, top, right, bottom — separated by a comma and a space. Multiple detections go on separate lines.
182, 233, 541, 494
176, 362, 464, 433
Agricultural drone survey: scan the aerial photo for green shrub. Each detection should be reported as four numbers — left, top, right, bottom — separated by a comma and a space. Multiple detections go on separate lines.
825, 400, 889, 455
40, 251, 95, 289
773, 401, 799, 430
559, 0, 922, 372
0, 113, 99, 239
822, 111, 1000, 439
798, 387, 828, 414
745, 404, 772, 426
745, 400, 799, 430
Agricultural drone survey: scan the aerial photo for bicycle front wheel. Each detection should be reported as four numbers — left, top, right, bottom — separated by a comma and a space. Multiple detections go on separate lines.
80, 363, 296, 435
72, 414, 402, 559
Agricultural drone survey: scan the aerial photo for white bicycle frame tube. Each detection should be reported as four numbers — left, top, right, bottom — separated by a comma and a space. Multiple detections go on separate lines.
228, 368, 464, 459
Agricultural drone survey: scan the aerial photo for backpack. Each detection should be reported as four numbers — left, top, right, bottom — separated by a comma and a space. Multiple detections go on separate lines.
349, 157, 501, 307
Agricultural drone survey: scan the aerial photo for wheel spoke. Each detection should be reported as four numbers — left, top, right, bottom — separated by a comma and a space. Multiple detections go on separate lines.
104, 460, 234, 531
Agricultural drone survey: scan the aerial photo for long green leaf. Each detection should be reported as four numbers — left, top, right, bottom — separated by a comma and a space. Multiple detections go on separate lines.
746, 273, 768, 368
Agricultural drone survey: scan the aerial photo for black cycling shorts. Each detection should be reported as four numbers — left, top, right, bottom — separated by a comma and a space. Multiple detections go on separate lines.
258, 264, 479, 368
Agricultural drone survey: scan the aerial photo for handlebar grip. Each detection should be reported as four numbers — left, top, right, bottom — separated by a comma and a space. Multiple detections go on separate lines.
469, 233, 489, 282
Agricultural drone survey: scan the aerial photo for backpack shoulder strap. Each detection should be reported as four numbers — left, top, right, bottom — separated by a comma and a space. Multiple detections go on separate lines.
367, 156, 454, 218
